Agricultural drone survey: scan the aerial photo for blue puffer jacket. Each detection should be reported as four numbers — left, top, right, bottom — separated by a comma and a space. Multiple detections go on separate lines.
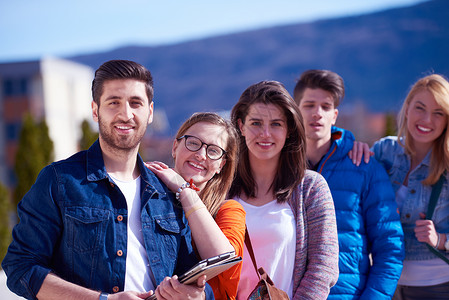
316, 127, 404, 300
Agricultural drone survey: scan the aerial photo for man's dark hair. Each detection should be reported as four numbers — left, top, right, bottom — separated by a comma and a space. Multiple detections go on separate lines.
293, 69, 345, 107
92, 60, 154, 105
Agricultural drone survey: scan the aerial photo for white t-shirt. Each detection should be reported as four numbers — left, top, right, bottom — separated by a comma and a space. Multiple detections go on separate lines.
396, 184, 449, 286
111, 175, 155, 292
235, 198, 296, 299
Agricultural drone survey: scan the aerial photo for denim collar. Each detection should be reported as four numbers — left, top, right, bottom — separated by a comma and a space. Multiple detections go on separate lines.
85, 139, 157, 189
397, 136, 432, 169
86, 140, 108, 182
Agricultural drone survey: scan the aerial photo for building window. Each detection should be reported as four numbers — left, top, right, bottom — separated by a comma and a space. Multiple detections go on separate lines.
5, 122, 21, 141
19, 78, 28, 94
3, 77, 29, 96
8, 168, 17, 186
3, 79, 13, 95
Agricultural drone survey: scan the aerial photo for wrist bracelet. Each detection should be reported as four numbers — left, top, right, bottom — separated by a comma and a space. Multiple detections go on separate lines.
175, 179, 200, 200
99, 292, 109, 300
444, 234, 449, 251
175, 182, 189, 200
185, 205, 206, 218
435, 233, 441, 249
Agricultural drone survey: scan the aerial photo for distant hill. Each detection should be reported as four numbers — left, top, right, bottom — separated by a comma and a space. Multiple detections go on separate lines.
69, 0, 449, 135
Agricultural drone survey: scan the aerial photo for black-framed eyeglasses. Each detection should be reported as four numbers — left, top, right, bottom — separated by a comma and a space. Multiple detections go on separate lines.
177, 135, 226, 160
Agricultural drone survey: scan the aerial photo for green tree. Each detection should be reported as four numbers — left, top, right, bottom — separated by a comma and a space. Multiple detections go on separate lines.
0, 182, 11, 268
385, 112, 397, 136
79, 119, 98, 150
13, 113, 54, 208
38, 119, 54, 164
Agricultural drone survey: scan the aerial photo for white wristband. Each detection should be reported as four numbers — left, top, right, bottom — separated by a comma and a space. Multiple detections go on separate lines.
444, 234, 449, 252
435, 233, 441, 249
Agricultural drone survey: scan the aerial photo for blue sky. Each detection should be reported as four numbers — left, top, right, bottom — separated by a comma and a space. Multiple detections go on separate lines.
0, 0, 427, 62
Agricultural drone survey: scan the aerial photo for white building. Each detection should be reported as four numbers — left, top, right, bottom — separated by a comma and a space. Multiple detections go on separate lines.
0, 57, 94, 187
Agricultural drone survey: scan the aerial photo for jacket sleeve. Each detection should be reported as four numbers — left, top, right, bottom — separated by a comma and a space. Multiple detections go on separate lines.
2, 166, 60, 299
171, 203, 216, 300
204, 284, 215, 300
371, 136, 397, 172
293, 172, 339, 299
361, 160, 405, 299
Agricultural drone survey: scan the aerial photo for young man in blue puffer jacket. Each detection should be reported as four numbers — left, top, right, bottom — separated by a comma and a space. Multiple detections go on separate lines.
294, 69, 405, 299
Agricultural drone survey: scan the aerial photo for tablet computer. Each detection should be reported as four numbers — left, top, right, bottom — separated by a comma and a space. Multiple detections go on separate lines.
145, 251, 242, 300
179, 251, 242, 284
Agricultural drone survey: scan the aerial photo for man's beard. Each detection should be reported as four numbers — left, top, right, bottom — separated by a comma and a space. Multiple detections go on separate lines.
98, 115, 148, 153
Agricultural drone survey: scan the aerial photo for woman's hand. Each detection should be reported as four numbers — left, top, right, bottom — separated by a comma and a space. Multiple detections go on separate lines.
415, 212, 440, 248
154, 275, 206, 300
348, 141, 374, 166
107, 290, 154, 300
146, 161, 203, 209
145, 161, 185, 192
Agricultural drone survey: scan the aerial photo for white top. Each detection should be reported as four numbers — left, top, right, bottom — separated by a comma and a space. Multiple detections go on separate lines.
111, 175, 155, 292
396, 184, 449, 286
399, 259, 449, 286
235, 198, 296, 299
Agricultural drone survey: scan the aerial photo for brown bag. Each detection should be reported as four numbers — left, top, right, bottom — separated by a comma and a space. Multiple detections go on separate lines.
245, 228, 290, 300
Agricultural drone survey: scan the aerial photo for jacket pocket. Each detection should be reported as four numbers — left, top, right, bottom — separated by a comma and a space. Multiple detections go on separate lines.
65, 207, 110, 253
155, 215, 182, 260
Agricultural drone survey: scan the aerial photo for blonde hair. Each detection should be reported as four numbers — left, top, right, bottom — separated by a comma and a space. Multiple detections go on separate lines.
174, 112, 238, 218
397, 74, 449, 185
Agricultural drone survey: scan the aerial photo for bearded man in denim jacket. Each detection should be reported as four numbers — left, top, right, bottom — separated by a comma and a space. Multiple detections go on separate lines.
294, 69, 404, 299
2, 60, 214, 300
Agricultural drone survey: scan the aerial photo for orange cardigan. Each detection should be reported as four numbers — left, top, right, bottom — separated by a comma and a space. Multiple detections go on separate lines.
207, 200, 246, 300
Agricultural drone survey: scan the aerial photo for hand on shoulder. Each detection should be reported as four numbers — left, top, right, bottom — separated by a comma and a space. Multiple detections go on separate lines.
145, 161, 184, 192
348, 141, 373, 166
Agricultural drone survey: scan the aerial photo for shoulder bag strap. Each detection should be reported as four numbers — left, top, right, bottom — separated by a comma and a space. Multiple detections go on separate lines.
426, 174, 445, 219
245, 226, 261, 279
425, 174, 449, 265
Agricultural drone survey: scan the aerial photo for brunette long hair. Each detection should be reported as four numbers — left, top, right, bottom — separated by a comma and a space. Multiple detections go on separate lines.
174, 112, 238, 217
229, 80, 307, 203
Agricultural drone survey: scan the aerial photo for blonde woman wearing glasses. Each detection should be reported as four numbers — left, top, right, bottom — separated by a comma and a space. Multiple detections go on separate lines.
147, 112, 245, 300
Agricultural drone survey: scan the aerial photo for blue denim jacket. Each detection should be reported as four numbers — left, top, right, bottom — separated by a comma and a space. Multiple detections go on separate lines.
372, 136, 449, 261
2, 140, 214, 300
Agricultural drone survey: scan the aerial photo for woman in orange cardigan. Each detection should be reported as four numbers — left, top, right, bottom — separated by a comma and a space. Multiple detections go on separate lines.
147, 112, 245, 300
